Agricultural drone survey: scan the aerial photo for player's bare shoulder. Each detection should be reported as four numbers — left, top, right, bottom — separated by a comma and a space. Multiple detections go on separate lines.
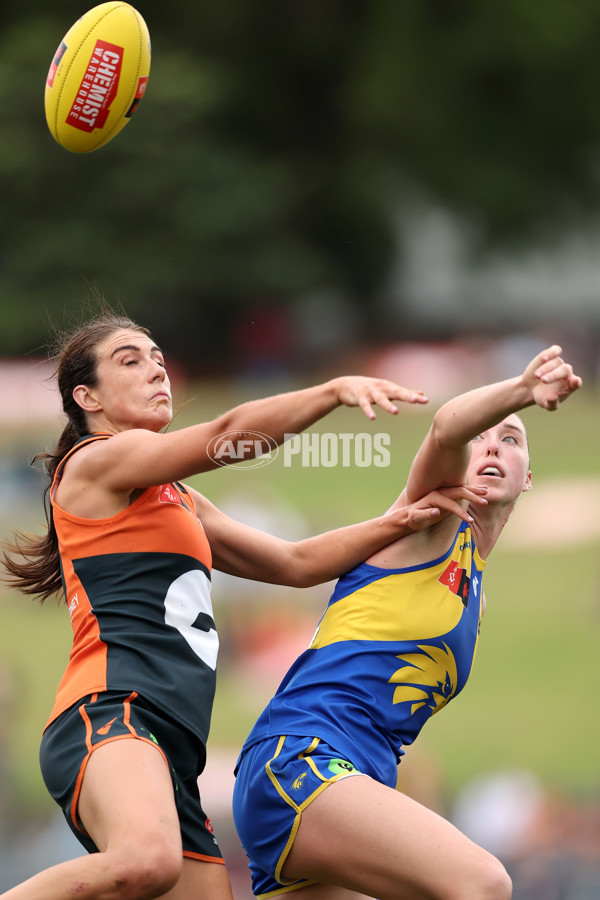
54, 436, 135, 518
365, 514, 460, 570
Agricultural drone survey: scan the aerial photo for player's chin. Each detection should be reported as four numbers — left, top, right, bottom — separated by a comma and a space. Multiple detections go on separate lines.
486, 485, 522, 506
147, 408, 173, 431
472, 481, 502, 503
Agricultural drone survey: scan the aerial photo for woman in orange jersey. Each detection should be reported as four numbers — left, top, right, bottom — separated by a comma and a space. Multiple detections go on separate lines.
1, 312, 483, 900
231, 345, 582, 900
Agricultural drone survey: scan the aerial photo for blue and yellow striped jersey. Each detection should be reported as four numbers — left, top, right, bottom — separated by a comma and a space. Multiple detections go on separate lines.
240, 521, 485, 787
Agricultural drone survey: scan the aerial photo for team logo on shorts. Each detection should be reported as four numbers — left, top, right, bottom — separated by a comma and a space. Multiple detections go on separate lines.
328, 758, 360, 777
96, 716, 117, 736
291, 772, 308, 790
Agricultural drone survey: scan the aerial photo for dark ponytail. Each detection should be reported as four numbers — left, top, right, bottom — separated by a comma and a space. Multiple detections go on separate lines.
3, 313, 150, 602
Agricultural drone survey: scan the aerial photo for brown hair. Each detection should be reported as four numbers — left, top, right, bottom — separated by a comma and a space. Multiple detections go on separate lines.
3, 313, 151, 602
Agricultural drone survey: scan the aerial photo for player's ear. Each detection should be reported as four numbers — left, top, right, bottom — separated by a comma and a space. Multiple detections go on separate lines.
73, 385, 102, 414
522, 470, 532, 493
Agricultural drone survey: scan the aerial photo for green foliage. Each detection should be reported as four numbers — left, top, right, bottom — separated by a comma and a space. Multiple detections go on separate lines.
1, 2, 600, 358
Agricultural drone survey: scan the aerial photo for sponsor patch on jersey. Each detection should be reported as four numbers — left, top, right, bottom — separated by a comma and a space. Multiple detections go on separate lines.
438, 559, 470, 607
159, 484, 183, 505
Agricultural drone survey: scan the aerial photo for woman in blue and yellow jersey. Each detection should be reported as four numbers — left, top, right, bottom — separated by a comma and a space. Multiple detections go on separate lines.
232, 345, 582, 900
1, 312, 483, 900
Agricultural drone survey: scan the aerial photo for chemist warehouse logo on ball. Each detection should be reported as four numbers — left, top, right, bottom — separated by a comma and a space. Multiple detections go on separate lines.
207, 432, 391, 469
66, 39, 123, 133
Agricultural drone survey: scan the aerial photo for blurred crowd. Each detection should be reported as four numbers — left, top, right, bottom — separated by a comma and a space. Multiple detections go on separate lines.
0, 335, 598, 898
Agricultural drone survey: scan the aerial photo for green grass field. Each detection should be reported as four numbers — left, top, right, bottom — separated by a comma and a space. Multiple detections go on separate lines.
0, 385, 598, 821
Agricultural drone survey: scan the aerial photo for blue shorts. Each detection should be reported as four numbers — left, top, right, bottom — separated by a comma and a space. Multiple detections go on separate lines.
39, 690, 223, 863
232, 735, 365, 898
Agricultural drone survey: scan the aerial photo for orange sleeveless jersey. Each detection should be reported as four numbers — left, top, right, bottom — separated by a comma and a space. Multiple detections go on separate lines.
48, 434, 216, 742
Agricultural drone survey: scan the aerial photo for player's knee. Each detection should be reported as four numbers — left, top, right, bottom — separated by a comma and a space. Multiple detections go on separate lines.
439, 852, 511, 900
489, 859, 512, 899
107, 841, 183, 899
470, 853, 512, 900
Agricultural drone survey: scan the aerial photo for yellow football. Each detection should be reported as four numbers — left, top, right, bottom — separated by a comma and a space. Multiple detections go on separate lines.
45, 2, 151, 153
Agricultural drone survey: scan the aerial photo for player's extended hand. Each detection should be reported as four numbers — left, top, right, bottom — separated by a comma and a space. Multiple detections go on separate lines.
404, 485, 489, 531
524, 345, 583, 411
333, 376, 428, 420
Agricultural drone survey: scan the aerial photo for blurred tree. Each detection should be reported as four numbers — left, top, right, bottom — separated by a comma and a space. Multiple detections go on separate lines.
1, 0, 600, 364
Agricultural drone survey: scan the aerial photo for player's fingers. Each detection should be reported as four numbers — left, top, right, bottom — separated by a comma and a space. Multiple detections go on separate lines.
435, 485, 488, 504
356, 396, 377, 420
409, 502, 472, 526
406, 507, 442, 531
404, 390, 429, 406
356, 386, 428, 418
428, 495, 474, 522
531, 345, 563, 379
536, 344, 562, 366
376, 384, 429, 407
567, 374, 583, 390
534, 360, 561, 380
369, 390, 399, 416
340, 378, 430, 415
556, 372, 582, 396
539, 362, 573, 383
413, 490, 472, 522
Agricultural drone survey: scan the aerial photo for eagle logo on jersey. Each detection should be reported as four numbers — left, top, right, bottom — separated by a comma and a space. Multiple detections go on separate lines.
388, 642, 458, 716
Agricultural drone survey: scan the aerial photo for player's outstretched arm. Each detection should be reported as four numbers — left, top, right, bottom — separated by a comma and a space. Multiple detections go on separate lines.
195, 484, 488, 589
212, 374, 428, 438
404, 345, 582, 504
81, 375, 429, 491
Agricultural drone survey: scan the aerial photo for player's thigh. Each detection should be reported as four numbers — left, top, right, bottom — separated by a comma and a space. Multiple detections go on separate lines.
79, 736, 182, 854
157, 857, 234, 900
270, 885, 372, 900
283, 774, 510, 900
